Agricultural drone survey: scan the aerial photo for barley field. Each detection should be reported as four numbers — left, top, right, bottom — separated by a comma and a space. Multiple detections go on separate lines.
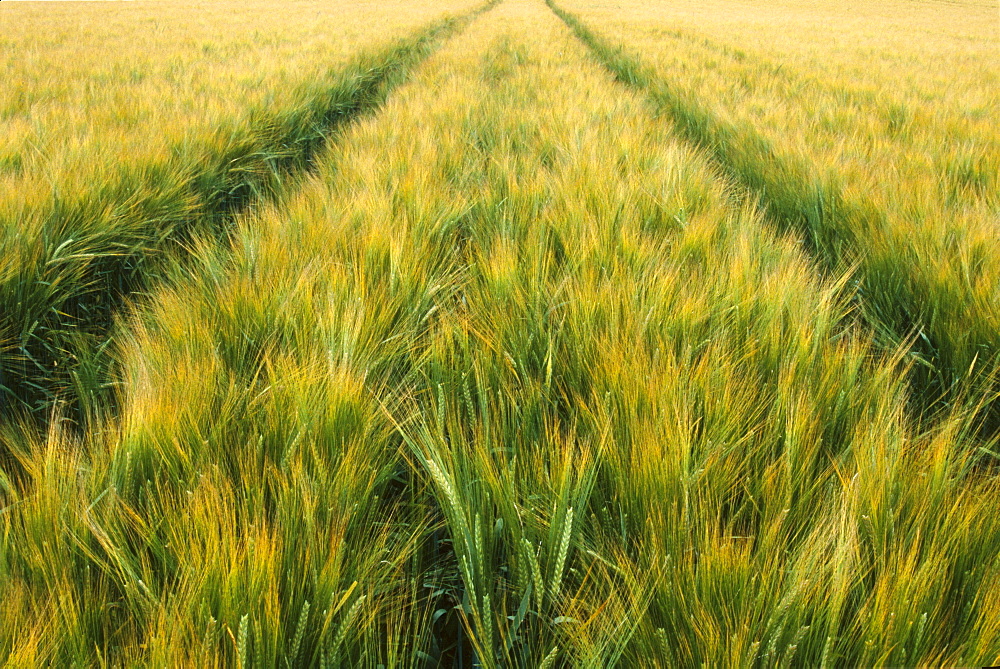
0, 0, 997, 666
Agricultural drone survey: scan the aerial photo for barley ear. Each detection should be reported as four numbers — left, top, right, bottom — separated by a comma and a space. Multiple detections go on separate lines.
539, 645, 560, 669
237, 614, 250, 669
289, 600, 310, 662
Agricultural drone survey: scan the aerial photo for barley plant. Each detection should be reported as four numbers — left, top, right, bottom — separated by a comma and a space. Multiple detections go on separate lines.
0, 0, 998, 665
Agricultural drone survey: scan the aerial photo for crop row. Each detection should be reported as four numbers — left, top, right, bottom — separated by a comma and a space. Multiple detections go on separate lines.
0, 1, 484, 420
3, 0, 999, 665
550, 0, 1000, 423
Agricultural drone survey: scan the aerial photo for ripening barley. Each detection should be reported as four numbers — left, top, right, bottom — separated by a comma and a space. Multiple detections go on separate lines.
1, 0, 999, 665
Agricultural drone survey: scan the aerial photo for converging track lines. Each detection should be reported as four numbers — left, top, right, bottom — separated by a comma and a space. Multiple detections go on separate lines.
549, 0, 1000, 427
0, 0, 492, 422
2, 0, 1000, 665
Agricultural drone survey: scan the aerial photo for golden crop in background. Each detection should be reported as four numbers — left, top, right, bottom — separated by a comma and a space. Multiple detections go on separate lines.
558, 0, 1000, 390
557, 0, 998, 215
0, 0, 481, 417
0, 0, 477, 203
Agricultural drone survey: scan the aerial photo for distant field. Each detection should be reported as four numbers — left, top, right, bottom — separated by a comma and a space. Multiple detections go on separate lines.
0, 0, 477, 190
0, 0, 479, 415
557, 0, 1000, 388
0, 0, 998, 666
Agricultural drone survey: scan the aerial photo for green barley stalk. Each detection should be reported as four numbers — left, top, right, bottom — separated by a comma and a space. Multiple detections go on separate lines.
475, 513, 484, 569
289, 600, 310, 663
539, 645, 560, 669
426, 457, 463, 526
820, 635, 834, 669
331, 594, 367, 664
522, 538, 545, 611
482, 593, 494, 654
551, 507, 574, 601
657, 628, 670, 656
201, 616, 217, 664
237, 614, 250, 669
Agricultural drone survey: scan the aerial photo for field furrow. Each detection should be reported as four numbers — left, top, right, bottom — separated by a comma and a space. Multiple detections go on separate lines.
550, 0, 1000, 420
2, 0, 999, 665
0, 0, 486, 421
